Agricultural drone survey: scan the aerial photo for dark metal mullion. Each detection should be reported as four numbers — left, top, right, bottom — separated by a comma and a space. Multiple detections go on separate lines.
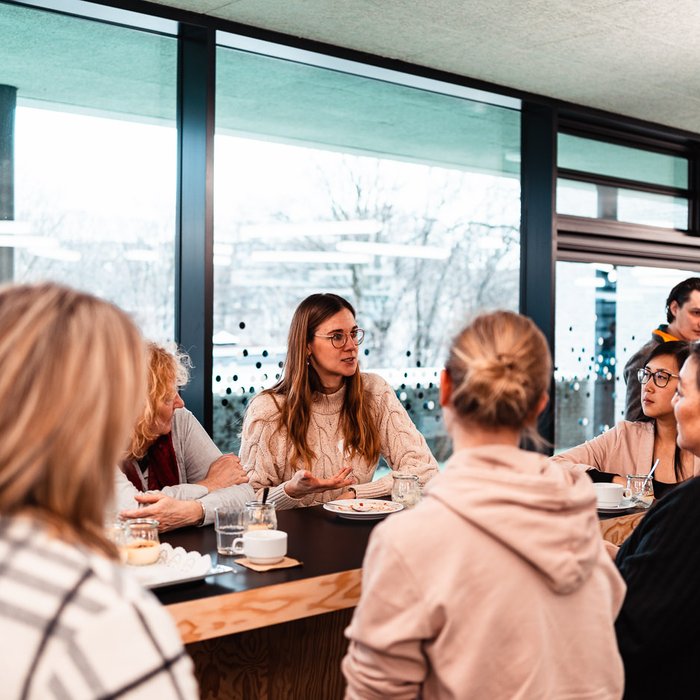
175, 23, 215, 432
0, 85, 17, 283
558, 168, 689, 198
688, 145, 700, 236
558, 118, 690, 155
520, 102, 557, 449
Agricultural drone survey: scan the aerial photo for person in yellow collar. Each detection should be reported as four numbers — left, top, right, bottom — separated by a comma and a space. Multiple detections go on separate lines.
624, 277, 700, 420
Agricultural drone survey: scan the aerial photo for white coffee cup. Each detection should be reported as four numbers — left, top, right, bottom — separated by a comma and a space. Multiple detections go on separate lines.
593, 482, 624, 507
232, 529, 287, 564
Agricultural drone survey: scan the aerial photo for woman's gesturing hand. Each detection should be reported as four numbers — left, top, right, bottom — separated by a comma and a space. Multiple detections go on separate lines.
283, 466, 354, 499
120, 492, 204, 531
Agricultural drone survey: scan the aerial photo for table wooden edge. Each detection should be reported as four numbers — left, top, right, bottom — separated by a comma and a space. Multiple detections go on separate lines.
167, 568, 363, 644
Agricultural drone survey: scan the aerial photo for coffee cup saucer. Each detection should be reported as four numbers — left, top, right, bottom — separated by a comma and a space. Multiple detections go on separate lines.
597, 498, 634, 513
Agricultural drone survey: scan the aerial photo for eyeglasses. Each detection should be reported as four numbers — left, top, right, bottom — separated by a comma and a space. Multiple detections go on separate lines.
314, 328, 365, 349
637, 367, 679, 388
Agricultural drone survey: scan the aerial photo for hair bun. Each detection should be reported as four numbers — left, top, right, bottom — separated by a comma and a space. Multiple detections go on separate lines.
445, 311, 551, 431
496, 352, 517, 370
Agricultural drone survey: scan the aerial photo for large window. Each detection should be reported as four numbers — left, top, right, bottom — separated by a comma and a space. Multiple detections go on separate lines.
0, 3, 177, 340
553, 126, 699, 451
557, 132, 689, 230
212, 40, 522, 458
554, 261, 698, 452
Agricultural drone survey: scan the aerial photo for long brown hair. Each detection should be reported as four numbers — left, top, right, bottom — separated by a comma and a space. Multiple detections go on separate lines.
0, 283, 146, 556
264, 293, 380, 469
126, 342, 190, 460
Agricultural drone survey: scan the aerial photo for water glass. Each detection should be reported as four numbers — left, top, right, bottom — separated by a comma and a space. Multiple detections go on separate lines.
245, 501, 277, 531
215, 507, 246, 556
391, 473, 421, 508
624, 474, 654, 508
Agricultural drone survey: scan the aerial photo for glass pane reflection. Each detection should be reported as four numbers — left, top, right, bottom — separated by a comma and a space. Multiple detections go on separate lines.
557, 179, 688, 229
212, 44, 522, 462
554, 262, 698, 452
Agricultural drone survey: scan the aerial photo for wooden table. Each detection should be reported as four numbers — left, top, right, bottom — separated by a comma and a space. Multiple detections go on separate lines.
157, 505, 381, 700
156, 503, 645, 699
598, 506, 647, 546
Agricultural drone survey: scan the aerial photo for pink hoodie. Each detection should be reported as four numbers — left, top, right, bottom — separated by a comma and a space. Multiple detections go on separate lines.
342, 444, 626, 700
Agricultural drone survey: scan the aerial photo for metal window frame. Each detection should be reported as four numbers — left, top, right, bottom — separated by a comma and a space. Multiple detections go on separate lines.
175, 23, 215, 432
8, 0, 700, 440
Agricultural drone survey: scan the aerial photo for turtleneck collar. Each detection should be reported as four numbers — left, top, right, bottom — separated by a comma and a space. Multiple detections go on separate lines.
312, 381, 346, 415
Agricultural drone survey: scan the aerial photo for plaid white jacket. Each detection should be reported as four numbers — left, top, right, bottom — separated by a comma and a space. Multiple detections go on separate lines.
0, 516, 198, 699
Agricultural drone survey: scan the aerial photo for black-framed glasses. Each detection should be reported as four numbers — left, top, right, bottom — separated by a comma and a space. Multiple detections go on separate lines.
314, 328, 365, 349
637, 367, 679, 388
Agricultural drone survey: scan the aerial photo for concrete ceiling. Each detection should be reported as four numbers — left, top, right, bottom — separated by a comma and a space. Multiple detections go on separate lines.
146, 0, 700, 135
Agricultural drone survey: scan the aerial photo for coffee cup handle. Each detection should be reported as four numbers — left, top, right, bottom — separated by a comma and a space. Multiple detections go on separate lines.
623, 488, 632, 500
232, 537, 245, 555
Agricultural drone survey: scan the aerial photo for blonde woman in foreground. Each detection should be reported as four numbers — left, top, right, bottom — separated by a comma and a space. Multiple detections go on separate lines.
0, 283, 197, 699
342, 311, 626, 700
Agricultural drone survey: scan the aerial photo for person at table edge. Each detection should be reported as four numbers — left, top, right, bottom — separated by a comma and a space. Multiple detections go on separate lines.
115, 343, 253, 531
239, 293, 439, 509
0, 283, 197, 699
623, 276, 700, 421
614, 339, 700, 699
552, 341, 699, 499
342, 310, 625, 699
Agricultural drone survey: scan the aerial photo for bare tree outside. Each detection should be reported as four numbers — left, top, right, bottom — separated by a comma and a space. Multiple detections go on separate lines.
212, 139, 520, 457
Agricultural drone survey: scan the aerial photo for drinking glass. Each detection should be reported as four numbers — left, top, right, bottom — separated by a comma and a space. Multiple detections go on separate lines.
391, 473, 421, 508
215, 507, 246, 556
245, 501, 277, 532
624, 474, 654, 508
106, 520, 129, 564
124, 518, 161, 565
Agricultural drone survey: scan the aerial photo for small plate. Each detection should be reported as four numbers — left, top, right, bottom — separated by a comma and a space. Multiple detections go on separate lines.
597, 500, 636, 514
323, 499, 403, 520
139, 564, 233, 589
127, 543, 232, 589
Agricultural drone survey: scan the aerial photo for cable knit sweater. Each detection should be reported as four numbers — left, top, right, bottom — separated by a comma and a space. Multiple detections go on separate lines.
239, 372, 439, 509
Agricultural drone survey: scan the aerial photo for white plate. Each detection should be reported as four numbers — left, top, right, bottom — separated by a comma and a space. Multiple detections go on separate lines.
323, 499, 403, 520
127, 542, 232, 589
597, 500, 636, 514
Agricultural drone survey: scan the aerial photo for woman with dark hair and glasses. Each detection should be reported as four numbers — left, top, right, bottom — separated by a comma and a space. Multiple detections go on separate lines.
613, 341, 700, 699
239, 293, 438, 509
551, 340, 699, 499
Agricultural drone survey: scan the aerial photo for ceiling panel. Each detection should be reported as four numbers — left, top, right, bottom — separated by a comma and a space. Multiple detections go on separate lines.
142, 0, 700, 134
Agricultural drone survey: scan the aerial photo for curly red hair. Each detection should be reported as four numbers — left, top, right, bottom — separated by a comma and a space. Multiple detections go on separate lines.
126, 343, 190, 460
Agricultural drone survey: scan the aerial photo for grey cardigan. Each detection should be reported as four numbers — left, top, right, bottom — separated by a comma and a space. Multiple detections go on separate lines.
114, 408, 254, 525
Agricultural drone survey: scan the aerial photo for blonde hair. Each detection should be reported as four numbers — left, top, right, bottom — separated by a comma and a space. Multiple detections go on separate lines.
263, 293, 380, 469
445, 311, 551, 439
127, 342, 190, 460
0, 282, 146, 556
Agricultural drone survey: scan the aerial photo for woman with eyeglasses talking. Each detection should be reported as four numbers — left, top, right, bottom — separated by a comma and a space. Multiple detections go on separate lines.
239, 293, 438, 509
551, 340, 699, 498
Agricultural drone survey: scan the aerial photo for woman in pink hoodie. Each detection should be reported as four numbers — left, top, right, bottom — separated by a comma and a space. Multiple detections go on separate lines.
342, 310, 626, 700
